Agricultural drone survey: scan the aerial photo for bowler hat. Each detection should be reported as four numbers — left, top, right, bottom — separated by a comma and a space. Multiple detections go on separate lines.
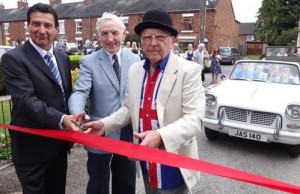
134, 10, 178, 37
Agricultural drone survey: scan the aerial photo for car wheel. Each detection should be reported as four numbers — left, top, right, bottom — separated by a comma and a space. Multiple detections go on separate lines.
288, 145, 300, 157
204, 127, 220, 140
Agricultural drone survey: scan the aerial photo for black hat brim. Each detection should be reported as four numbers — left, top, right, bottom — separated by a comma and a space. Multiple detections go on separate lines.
134, 21, 178, 37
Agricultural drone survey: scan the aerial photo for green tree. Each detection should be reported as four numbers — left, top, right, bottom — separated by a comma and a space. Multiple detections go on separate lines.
255, 0, 300, 44
275, 27, 298, 46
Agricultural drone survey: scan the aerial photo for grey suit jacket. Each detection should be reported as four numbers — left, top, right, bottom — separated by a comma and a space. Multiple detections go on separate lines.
68, 47, 140, 154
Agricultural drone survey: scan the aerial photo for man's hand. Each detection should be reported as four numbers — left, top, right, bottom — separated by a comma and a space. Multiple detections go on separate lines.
133, 130, 164, 149
63, 111, 90, 131
82, 120, 105, 136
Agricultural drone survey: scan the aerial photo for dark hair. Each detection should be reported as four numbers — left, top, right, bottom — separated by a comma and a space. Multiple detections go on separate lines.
293, 48, 298, 53
27, 3, 59, 28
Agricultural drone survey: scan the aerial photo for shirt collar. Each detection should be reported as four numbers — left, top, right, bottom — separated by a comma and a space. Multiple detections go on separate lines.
105, 49, 122, 64
143, 53, 170, 71
29, 38, 54, 58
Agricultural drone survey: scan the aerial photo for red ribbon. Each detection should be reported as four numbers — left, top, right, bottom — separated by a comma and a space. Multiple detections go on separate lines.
1, 123, 300, 193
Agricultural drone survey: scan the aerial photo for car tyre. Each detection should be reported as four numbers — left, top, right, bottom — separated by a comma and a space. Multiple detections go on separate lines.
288, 145, 300, 157
204, 127, 220, 140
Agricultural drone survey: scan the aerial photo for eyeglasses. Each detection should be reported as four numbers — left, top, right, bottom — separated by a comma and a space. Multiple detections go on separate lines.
141, 35, 170, 43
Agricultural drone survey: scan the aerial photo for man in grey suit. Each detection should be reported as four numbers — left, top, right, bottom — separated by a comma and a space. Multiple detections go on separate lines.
68, 12, 140, 194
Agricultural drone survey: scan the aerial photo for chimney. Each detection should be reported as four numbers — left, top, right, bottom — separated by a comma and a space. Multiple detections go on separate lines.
0, 3, 4, 10
84, 0, 93, 5
17, 0, 28, 9
49, 0, 62, 6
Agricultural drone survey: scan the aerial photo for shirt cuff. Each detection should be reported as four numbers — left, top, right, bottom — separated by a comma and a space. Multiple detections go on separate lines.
59, 114, 66, 130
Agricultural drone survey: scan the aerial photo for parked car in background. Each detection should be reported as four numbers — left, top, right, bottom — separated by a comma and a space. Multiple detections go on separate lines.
0, 45, 15, 57
81, 44, 93, 55
219, 47, 240, 65
65, 43, 79, 55
204, 60, 300, 157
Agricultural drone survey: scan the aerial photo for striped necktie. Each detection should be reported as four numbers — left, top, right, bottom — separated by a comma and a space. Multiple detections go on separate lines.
112, 54, 121, 84
44, 52, 66, 103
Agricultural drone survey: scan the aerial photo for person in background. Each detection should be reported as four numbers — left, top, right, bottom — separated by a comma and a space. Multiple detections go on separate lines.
193, 43, 208, 85
172, 42, 181, 56
131, 41, 143, 60
267, 65, 279, 83
68, 12, 140, 194
289, 48, 299, 56
278, 67, 295, 84
2, 3, 78, 193
210, 45, 222, 84
131, 42, 138, 54
124, 41, 132, 51
277, 48, 288, 56
75, 9, 205, 194
233, 63, 258, 80
184, 43, 194, 61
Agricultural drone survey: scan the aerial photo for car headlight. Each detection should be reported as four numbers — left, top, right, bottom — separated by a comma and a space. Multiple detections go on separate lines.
285, 104, 300, 120
206, 94, 217, 108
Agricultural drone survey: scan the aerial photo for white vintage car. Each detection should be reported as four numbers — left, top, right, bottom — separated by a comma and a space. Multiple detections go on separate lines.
204, 60, 300, 157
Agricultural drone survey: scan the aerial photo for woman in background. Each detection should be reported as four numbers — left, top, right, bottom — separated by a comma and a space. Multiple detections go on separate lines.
184, 43, 194, 61
210, 46, 222, 84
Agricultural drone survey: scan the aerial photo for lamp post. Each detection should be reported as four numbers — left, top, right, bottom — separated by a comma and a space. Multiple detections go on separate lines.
199, 0, 208, 44
199, 0, 215, 44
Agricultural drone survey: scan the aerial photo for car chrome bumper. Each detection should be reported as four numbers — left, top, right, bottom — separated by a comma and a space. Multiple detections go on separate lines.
205, 117, 300, 145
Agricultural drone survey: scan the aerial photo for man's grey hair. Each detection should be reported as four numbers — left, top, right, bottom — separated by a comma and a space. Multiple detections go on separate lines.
198, 43, 205, 48
96, 12, 126, 32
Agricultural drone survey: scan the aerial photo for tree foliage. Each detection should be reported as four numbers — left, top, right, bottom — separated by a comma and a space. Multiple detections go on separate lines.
255, 0, 300, 45
275, 27, 298, 46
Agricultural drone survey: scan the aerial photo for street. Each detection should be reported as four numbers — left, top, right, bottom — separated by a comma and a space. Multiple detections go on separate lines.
203, 63, 233, 86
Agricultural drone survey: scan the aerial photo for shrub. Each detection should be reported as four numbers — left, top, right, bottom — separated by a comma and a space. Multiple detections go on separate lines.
69, 55, 83, 70
0, 132, 12, 161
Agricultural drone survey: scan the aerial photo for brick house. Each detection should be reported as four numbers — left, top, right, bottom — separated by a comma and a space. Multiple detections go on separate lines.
0, 0, 239, 53
239, 22, 266, 55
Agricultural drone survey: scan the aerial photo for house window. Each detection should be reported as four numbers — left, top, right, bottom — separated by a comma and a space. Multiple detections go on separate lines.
4, 23, 9, 34
181, 17, 193, 31
24, 22, 29, 34
75, 19, 82, 34
181, 13, 194, 32
59, 20, 65, 34
120, 16, 129, 29
247, 35, 254, 41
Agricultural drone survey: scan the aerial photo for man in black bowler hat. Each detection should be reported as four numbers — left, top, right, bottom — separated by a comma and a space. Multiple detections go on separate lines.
76, 9, 205, 194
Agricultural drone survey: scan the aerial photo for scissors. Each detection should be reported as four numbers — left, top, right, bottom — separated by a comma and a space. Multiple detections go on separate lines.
71, 120, 88, 131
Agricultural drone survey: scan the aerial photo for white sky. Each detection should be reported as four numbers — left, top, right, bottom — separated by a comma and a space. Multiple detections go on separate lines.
0, 0, 262, 22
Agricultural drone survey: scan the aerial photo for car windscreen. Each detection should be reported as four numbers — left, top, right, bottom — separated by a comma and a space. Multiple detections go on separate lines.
230, 62, 300, 85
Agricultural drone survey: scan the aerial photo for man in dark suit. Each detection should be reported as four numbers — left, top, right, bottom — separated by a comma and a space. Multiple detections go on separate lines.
68, 12, 140, 194
2, 3, 78, 194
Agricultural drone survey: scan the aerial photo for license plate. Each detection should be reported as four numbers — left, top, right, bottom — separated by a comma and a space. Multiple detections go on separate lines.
229, 129, 267, 142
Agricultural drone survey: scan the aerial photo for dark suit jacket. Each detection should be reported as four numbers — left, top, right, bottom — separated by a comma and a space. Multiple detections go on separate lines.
2, 40, 73, 164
